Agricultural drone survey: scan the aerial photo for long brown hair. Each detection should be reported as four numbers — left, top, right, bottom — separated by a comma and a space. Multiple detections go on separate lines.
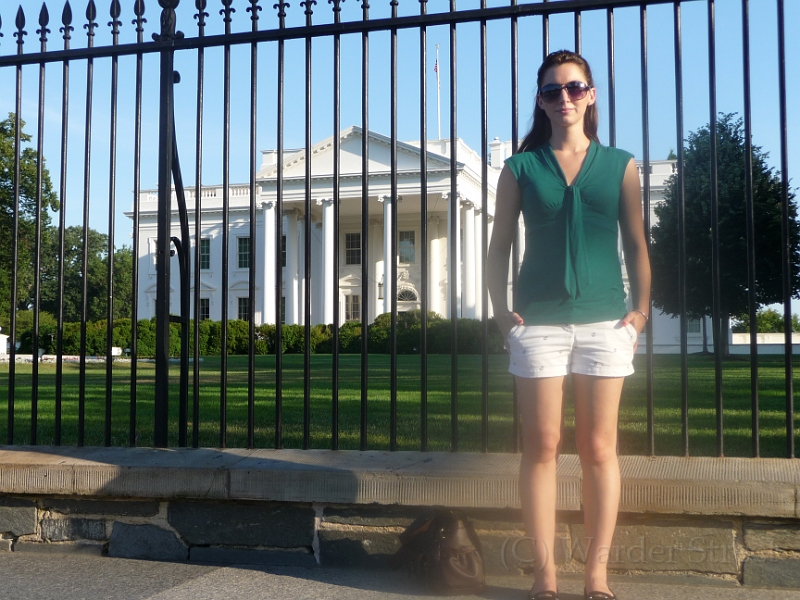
517, 50, 600, 153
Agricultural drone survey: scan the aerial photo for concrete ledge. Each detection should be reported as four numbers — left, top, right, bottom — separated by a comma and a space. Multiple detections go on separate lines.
0, 446, 797, 517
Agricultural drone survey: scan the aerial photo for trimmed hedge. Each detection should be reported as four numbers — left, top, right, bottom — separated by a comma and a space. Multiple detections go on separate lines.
13, 309, 507, 357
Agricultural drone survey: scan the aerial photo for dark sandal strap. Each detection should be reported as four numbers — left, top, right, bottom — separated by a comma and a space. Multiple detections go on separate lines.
585, 592, 616, 600
529, 591, 559, 600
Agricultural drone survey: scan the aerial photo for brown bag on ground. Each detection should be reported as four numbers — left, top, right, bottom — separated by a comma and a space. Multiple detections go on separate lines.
390, 509, 485, 596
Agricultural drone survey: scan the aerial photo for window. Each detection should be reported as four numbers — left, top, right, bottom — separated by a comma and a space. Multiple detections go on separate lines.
398, 289, 418, 302
199, 238, 210, 270
399, 230, 416, 264
281, 235, 287, 268
238, 237, 250, 269
199, 298, 210, 321
345, 295, 360, 321
688, 318, 701, 334
345, 233, 361, 265
238, 297, 250, 321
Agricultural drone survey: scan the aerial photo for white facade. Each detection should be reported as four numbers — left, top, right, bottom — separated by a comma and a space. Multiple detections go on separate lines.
129, 127, 502, 327
128, 127, 705, 352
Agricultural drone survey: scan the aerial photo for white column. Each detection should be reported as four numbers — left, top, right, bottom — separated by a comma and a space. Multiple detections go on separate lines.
445, 192, 462, 319
462, 199, 476, 319
317, 198, 335, 324
284, 209, 299, 325
262, 200, 277, 325
298, 212, 306, 325
474, 207, 483, 319
379, 195, 393, 315
486, 214, 494, 317
370, 218, 381, 323
428, 216, 441, 316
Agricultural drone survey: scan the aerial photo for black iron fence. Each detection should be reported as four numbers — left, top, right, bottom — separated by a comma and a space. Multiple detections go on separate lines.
0, 0, 795, 457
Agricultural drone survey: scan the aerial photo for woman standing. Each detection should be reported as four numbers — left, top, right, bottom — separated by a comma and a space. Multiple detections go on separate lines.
487, 50, 651, 600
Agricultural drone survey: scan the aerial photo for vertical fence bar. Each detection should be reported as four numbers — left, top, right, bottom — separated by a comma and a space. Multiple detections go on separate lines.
154, 0, 178, 449
639, 4, 655, 456
192, 0, 207, 449
79, 3, 98, 447
673, 0, 689, 456
741, 0, 757, 459
8, 8, 25, 446
389, 0, 399, 452
219, 0, 233, 449
56, 5, 74, 446
776, 0, 794, 458
419, 0, 429, 452
542, 0, 548, 57
130, 0, 145, 447
480, 0, 489, 453
31, 6, 49, 445
105, 1, 121, 447
606, 8, 615, 147
7, 8, 25, 446
247, 0, 260, 449
302, 0, 313, 450
449, 0, 458, 452
510, 0, 520, 454
574, 10, 581, 55
360, 0, 370, 451
274, 1, 287, 449
707, 0, 725, 457
331, 0, 342, 451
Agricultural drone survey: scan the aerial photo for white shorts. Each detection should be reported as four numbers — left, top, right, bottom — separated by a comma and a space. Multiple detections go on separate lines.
506, 319, 637, 378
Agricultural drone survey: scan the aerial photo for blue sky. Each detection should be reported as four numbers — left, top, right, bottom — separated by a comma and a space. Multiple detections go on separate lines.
1, 0, 798, 253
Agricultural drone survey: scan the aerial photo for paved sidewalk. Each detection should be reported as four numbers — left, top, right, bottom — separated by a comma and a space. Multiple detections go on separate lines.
1, 554, 799, 600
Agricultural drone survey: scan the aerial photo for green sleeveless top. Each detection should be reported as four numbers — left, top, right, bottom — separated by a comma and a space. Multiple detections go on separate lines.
504, 140, 633, 325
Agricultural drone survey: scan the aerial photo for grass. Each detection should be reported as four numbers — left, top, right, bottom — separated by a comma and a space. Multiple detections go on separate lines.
0, 354, 798, 457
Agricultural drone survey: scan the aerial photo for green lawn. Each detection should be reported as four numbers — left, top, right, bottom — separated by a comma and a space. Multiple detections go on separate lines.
0, 354, 798, 457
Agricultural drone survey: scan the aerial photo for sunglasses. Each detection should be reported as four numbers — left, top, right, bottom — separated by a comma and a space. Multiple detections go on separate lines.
538, 81, 591, 103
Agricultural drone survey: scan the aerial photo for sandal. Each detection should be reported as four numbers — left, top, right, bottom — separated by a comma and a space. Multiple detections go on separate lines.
528, 590, 559, 600
584, 590, 616, 600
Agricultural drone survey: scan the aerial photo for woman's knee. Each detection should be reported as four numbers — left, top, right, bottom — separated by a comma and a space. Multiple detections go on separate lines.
576, 434, 617, 465
522, 429, 561, 462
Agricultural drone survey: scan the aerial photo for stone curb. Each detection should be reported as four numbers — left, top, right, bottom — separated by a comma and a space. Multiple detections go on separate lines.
0, 447, 797, 517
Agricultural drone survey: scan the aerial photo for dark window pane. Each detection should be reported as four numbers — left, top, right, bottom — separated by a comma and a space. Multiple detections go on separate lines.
238, 237, 250, 269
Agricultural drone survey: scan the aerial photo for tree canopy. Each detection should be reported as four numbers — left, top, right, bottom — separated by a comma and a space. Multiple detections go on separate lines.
0, 113, 133, 331
731, 308, 800, 334
650, 113, 800, 322
0, 114, 58, 321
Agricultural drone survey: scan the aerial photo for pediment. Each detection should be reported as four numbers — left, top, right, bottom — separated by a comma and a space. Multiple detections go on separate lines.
258, 126, 455, 181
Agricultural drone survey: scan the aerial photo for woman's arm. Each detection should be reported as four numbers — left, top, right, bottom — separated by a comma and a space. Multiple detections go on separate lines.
488, 165, 524, 338
619, 158, 652, 335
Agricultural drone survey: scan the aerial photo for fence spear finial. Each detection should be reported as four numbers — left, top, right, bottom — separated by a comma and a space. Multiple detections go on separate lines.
15, 7, 28, 47
61, 1, 74, 39
38, 4, 51, 44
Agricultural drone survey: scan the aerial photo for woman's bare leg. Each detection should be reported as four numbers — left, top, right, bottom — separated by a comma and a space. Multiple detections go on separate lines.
573, 374, 624, 596
517, 375, 566, 595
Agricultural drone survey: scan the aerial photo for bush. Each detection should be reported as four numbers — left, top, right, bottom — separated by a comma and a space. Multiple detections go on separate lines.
12, 313, 506, 357
338, 321, 362, 353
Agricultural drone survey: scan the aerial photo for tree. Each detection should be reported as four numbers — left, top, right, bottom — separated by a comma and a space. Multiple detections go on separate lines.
39, 227, 133, 323
650, 113, 800, 351
732, 308, 800, 333
0, 114, 58, 325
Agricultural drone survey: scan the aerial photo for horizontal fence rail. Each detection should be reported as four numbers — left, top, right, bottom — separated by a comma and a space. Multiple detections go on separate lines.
0, 0, 796, 458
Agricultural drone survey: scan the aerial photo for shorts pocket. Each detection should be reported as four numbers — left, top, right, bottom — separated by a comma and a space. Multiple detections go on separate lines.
624, 321, 638, 341
506, 325, 522, 342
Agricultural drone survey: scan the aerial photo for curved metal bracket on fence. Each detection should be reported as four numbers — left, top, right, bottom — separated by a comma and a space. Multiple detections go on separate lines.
153, 0, 189, 447
170, 114, 191, 448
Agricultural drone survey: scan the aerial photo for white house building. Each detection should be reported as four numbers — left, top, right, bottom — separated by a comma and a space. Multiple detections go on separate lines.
128, 126, 712, 352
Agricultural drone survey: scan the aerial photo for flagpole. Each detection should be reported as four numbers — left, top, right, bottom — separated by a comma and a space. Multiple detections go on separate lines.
436, 44, 441, 140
